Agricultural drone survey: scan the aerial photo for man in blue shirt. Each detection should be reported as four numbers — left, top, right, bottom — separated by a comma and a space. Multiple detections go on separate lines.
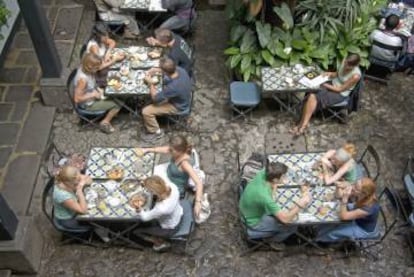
146, 28, 193, 76
141, 57, 191, 142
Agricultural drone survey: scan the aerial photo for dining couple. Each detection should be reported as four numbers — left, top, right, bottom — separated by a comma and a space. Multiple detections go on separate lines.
53, 135, 205, 251
239, 143, 380, 248
73, 23, 193, 138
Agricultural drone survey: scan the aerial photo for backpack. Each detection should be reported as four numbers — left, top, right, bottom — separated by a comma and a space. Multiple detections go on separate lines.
240, 152, 266, 183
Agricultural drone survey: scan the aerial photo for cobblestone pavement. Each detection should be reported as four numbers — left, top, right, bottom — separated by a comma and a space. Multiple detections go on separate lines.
36, 9, 414, 277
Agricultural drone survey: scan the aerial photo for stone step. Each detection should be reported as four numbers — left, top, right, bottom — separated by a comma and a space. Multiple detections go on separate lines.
16, 103, 55, 154
1, 155, 41, 215
0, 270, 12, 277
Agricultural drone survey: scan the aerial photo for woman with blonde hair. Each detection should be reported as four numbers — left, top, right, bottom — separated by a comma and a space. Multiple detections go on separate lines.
316, 177, 380, 242
73, 53, 121, 133
132, 176, 183, 251
53, 166, 91, 230
137, 135, 204, 220
319, 143, 358, 185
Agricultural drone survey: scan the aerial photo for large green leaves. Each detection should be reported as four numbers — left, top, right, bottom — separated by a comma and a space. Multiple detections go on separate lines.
273, 3, 294, 30
256, 21, 272, 48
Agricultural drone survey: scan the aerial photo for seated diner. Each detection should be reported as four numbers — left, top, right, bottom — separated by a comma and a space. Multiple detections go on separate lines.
137, 135, 203, 220
290, 54, 362, 136
316, 177, 380, 242
73, 53, 121, 134
239, 161, 311, 242
132, 176, 183, 251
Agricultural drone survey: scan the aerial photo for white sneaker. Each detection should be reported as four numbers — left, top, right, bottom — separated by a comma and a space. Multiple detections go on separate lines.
94, 228, 110, 243
98, 11, 128, 24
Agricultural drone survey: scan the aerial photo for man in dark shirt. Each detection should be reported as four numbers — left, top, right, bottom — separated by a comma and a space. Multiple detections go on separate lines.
146, 28, 193, 75
141, 57, 191, 142
160, 0, 195, 33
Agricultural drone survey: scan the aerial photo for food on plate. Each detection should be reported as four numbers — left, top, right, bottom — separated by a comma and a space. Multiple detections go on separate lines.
129, 193, 147, 210
148, 50, 161, 59
318, 206, 330, 216
108, 76, 122, 90
120, 179, 140, 193
323, 192, 335, 202
106, 167, 124, 180
136, 53, 148, 61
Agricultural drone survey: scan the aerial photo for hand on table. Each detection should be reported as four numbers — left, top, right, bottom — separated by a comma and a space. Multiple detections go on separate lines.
114, 52, 126, 62
298, 192, 311, 208
146, 37, 158, 46
93, 90, 103, 100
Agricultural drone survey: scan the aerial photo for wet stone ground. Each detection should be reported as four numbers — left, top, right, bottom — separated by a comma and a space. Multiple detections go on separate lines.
36, 10, 414, 277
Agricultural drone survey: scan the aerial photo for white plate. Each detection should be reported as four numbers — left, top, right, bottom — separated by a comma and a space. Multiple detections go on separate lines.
107, 197, 121, 207
102, 180, 119, 192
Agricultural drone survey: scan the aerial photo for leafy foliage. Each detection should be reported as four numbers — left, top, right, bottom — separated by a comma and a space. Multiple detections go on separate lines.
225, 0, 385, 81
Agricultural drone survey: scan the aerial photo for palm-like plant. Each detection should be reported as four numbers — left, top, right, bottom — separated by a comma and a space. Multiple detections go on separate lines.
295, 0, 382, 42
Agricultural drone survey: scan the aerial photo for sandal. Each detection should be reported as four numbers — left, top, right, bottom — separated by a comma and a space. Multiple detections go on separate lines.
289, 126, 299, 135
99, 122, 115, 134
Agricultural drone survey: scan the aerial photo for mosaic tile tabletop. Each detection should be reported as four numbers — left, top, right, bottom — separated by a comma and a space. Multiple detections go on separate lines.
109, 47, 161, 69
121, 0, 167, 11
268, 153, 324, 186
104, 68, 163, 96
77, 179, 153, 220
274, 186, 341, 224
261, 64, 321, 92
86, 147, 155, 179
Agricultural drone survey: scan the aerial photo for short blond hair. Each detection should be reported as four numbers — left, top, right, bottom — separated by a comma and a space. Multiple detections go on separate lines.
56, 166, 79, 186
143, 176, 171, 201
81, 53, 102, 74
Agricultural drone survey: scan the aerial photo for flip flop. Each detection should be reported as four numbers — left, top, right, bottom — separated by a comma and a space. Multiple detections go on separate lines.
289, 126, 299, 135
99, 122, 115, 134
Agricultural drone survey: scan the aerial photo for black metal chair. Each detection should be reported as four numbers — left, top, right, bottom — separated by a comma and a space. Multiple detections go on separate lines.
238, 178, 285, 256
356, 145, 381, 182
166, 89, 194, 132
66, 69, 107, 130
402, 155, 414, 259
42, 178, 96, 246
321, 76, 364, 124
169, 199, 195, 254
344, 186, 400, 260
364, 63, 394, 85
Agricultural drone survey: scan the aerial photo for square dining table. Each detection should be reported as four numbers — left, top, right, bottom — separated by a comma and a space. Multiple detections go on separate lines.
77, 146, 160, 249
261, 64, 322, 115
104, 46, 163, 121
268, 152, 345, 249
120, 0, 167, 31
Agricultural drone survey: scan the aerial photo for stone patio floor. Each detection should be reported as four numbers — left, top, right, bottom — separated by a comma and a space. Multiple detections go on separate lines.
13, 4, 414, 277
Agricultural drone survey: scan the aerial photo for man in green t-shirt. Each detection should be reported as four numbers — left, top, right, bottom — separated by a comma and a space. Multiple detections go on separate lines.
239, 161, 311, 241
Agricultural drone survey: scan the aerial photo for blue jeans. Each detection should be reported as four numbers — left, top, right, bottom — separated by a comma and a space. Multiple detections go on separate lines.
316, 221, 379, 242
247, 215, 297, 242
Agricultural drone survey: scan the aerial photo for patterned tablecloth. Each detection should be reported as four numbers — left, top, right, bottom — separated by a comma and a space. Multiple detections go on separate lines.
268, 153, 324, 186
274, 185, 340, 224
120, 0, 167, 11
86, 147, 155, 179
79, 147, 157, 220
105, 68, 163, 96
78, 179, 153, 220
261, 64, 321, 93
109, 47, 161, 69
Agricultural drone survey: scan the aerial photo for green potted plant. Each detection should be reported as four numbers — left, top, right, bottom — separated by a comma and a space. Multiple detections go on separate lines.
0, 0, 11, 40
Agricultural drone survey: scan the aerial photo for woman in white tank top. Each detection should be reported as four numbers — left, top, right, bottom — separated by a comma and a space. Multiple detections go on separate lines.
290, 54, 362, 136
73, 53, 121, 133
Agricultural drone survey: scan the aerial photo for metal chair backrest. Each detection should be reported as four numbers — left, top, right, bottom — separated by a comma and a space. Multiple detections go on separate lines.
66, 68, 78, 108
357, 145, 381, 182
377, 187, 401, 243
42, 177, 56, 227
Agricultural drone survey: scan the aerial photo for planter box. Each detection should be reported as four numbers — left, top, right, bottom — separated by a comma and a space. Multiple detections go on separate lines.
0, 0, 21, 69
